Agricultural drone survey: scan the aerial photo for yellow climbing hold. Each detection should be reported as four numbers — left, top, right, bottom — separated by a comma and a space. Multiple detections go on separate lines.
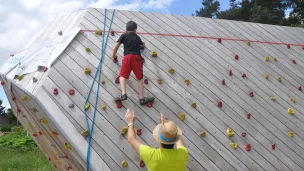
290, 97, 296, 103
264, 56, 269, 61
276, 77, 281, 82
84, 68, 91, 74
17, 74, 25, 81
86, 48, 91, 52
85, 103, 90, 110
95, 30, 102, 35
246, 42, 251, 46
55, 152, 60, 156
226, 128, 234, 137
264, 74, 269, 79
178, 113, 185, 121
28, 123, 32, 128
40, 117, 48, 124
273, 57, 277, 62
122, 160, 128, 168
168, 68, 175, 74
288, 131, 294, 137
230, 142, 238, 149
100, 79, 105, 84
199, 132, 206, 137
81, 130, 88, 137
288, 108, 295, 115
101, 104, 106, 110
270, 97, 276, 101
22, 96, 28, 101
151, 51, 157, 57
190, 102, 196, 108
64, 143, 71, 150
184, 80, 190, 85
157, 79, 162, 85
120, 126, 128, 136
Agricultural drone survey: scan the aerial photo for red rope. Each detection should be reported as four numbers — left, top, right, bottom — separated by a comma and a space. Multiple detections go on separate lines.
80, 29, 304, 47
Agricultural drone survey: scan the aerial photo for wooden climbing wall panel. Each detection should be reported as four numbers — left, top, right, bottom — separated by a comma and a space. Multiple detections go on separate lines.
1, 8, 304, 171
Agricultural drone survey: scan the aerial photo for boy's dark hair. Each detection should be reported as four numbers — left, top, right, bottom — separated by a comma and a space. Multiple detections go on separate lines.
161, 143, 175, 149
126, 21, 137, 31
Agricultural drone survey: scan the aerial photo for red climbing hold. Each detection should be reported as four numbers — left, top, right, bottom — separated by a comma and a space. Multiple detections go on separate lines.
292, 59, 296, 64
54, 165, 57, 168
43, 67, 48, 72
217, 38, 222, 43
140, 161, 145, 168
63, 155, 68, 159
287, 44, 291, 49
1, 81, 5, 85
17, 108, 21, 113
12, 96, 16, 101
217, 101, 223, 108
246, 113, 251, 119
113, 57, 118, 63
52, 131, 58, 136
242, 74, 246, 78
242, 132, 246, 137
144, 79, 148, 85
229, 70, 233, 76
147, 101, 153, 108
299, 86, 302, 91
302, 46, 304, 50
137, 129, 142, 136
234, 55, 239, 60
116, 101, 122, 109
249, 92, 254, 97
68, 89, 75, 95
245, 144, 251, 151
115, 76, 120, 84
53, 89, 58, 95
111, 30, 115, 36
33, 133, 38, 137
48, 158, 51, 161
272, 144, 275, 150
221, 79, 226, 85
39, 131, 42, 135
66, 165, 72, 170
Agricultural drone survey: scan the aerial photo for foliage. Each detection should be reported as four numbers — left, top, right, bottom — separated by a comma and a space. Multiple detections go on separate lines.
0, 126, 36, 149
286, 0, 304, 26
0, 125, 11, 132
0, 100, 7, 116
195, 0, 220, 18
7, 108, 18, 126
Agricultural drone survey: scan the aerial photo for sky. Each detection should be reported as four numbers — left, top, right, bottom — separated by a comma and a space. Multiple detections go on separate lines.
0, 0, 232, 109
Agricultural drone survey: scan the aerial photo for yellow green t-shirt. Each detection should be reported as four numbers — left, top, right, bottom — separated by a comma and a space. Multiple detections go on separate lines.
139, 145, 188, 171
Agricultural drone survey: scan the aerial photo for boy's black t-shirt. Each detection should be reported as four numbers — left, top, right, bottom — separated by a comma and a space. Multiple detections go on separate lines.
117, 32, 143, 56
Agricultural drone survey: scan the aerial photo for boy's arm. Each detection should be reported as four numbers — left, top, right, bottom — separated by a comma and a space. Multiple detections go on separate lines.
112, 42, 121, 58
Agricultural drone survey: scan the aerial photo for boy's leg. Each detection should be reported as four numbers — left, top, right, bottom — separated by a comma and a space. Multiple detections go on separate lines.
116, 55, 132, 100
137, 78, 144, 99
120, 77, 127, 95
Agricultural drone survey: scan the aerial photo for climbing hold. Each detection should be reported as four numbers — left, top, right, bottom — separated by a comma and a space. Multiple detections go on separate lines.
38, 131, 43, 135
140, 161, 145, 168
53, 164, 57, 168
43, 67, 48, 72
230, 142, 238, 149
273, 57, 277, 62
221, 79, 226, 85
272, 144, 275, 150
184, 79, 190, 85
85, 48, 91, 52
40, 117, 48, 124
298, 86, 302, 91
144, 79, 149, 85
81, 130, 88, 137
168, 68, 175, 74
101, 79, 105, 84
17, 108, 21, 113
64, 143, 71, 150
122, 160, 128, 168
28, 123, 32, 128
68, 89, 75, 95
246, 42, 251, 46
244, 144, 251, 151
246, 113, 251, 119
157, 79, 162, 85
58, 31, 63, 36
288, 131, 294, 137
1, 81, 5, 85
229, 70, 233, 76
242, 74, 246, 78
290, 97, 296, 103
146, 101, 153, 108
302, 46, 304, 50
178, 113, 185, 121
264, 56, 269, 61
264, 74, 269, 79
111, 30, 115, 36
288, 108, 295, 115
84, 68, 91, 74
95, 30, 102, 35
53, 88, 58, 95
199, 132, 206, 137
115, 76, 120, 84
33, 133, 38, 137
51, 131, 58, 136
66, 165, 72, 170
226, 128, 234, 137
151, 51, 157, 57
17, 74, 25, 81
249, 92, 254, 97
10, 54, 14, 57
85, 103, 90, 110
68, 103, 74, 108
242, 132, 246, 137
217, 101, 223, 108
137, 129, 142, 136
276, 77, 281, 82
101, 104, 106, 110
120, 126, 128, 136
12, 96, 16, 101
116, 100, 122, 108
113, 56, 118, 63
22, 96, 28, 101
234, 55, 239, 60
292, 59, 296, 64
190, 102, 196, 108
287, 44, 291, 49
217, 38, 222, 43
270, 97, 276, 101
32, 77, 38, 82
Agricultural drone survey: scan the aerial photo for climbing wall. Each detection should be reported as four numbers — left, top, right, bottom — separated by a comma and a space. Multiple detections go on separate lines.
1, 8, 304, 171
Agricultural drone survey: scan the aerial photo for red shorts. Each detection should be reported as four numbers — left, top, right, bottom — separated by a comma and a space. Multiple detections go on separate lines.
119, 54, 143, 80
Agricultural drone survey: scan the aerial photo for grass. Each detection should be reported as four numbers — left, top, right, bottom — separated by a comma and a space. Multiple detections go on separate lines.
0, 126, 55, 171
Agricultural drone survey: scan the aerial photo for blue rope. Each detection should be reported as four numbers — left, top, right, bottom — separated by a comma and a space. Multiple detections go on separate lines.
83, 8, 116, 171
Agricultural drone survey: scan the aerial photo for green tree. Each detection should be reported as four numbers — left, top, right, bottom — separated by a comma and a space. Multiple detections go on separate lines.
195, 0, 220, 18
287, 0, 304, 27
0, 100, 6, 117
7, 108, 18, 126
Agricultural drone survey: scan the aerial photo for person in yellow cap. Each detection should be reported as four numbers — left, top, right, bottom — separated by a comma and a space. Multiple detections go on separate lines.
125, 109, 188, 171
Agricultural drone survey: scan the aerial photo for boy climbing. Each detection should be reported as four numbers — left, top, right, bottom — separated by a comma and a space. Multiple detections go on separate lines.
113, 21, 154, 105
